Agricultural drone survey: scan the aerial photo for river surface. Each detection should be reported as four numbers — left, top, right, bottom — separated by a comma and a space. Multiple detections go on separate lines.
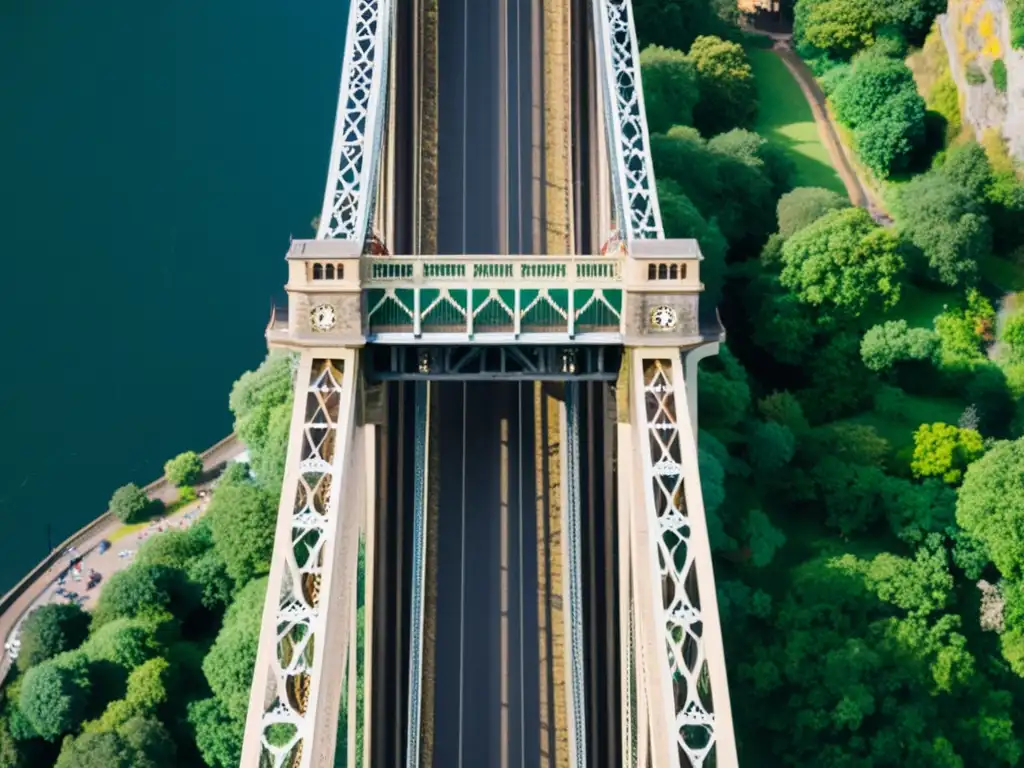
0, 0, 349, 591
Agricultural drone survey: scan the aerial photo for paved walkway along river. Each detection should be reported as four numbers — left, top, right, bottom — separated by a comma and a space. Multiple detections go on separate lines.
0, 435, 246, 684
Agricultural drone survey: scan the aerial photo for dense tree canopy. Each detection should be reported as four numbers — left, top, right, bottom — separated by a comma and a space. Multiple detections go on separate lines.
957, 439, 1024, 579
780, 207, 904, 316
687, 35, 757, 136
794, 0, 881, 59
206, 481, 276, 588
16, 605, 89, 673
776, 186, 849, 238
639, 45, 698, 133
229, 353, 294, 495
894, 171, 991, 287
18, 652, 91, 742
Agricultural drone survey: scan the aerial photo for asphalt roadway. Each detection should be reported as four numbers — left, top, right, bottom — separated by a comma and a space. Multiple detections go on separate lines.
433, 0, 542, 765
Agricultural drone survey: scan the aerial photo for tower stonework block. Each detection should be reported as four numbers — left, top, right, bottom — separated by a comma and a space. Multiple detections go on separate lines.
622, 238, 706, 346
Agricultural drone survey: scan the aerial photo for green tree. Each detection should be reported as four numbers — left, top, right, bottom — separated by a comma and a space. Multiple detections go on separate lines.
841, 536, 953, 615
911, 422, 985, 484
18, 652, 91, 741
794, 0, 881, 58
957, 438, 1024, 579
207, 482, 277, 588
54, 732, 132, 768
84, 658, 168, 734
55, 717, 175, 768
832, 52, 917, 128
186, 548, 235, 611
776, 186, 849, 238
757, 391, 811, 435
649, 127, 722, 215
118, 717, 176, 768
745, 509, 787, 567
860, 319, 939, 371
108, 484, 150, 524
1002, 314, 1024, 363
935, 289, 995, 363
708, 128, 795, 199
639, 45, 698, 133
811, 456, 889, 533
633, 0, 719, 53
698, 369, 751, 429
987, 170, 1024, 253
854, 87, 927, 176
229, 353, 295, 494
941, 140, 992, 201
202, 578, 268, 722
163, 451, 203, 487
134, 528, 208, 571
743, 266, 820, 365
188, 697, 241, 768
880, 476, 956, 544
748, 421, 796, 476
92, 564, 196, 629
895, 171, 991, 287
81, 618, 156, 671
686, 35, 757, 136
16, 604, 89, 672
780, 207, 904, 316
805, 332, 879, 420
706, 129, 781, 245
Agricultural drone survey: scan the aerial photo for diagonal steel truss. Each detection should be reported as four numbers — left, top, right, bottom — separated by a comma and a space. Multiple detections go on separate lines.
592, 0, 664, 241
631, 350, 737, 767
317, 0, 394, 243
240, 352, 360, 768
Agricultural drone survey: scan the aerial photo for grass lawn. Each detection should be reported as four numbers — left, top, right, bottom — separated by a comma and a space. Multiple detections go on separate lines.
747, 47, 846, 196
842, 393, 965, 451
896, 283, 960, 328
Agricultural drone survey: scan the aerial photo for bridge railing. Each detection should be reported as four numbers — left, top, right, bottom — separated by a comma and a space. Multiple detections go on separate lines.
362, 254, 623, 283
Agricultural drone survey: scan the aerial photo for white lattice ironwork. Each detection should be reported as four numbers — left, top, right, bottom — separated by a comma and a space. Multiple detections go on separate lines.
317, 0, 394, 243
592, 0, 664, 241
632, 352, 737, 767
241, 353, 359, 768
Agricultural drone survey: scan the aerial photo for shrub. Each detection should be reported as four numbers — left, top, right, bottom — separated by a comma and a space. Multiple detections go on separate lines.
965, 62, 986, 85
929, 73, 961, 142
992, 58, 1008, 92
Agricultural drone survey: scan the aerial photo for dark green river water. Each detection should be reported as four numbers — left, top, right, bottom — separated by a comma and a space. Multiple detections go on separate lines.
0, 1, 350, 590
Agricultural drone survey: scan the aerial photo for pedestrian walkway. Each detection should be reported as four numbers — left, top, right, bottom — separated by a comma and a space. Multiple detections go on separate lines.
0, 436, 246, 682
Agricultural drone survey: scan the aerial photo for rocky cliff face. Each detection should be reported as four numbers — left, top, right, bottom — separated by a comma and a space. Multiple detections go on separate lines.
938, 0, 1024, 160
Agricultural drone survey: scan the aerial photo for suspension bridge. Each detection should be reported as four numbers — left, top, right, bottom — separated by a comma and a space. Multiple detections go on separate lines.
241, 0, 737, 766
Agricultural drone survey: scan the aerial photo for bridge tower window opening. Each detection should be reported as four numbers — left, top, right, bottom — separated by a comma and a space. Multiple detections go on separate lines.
309, 262, 346, 281
647, 262, 687, 280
